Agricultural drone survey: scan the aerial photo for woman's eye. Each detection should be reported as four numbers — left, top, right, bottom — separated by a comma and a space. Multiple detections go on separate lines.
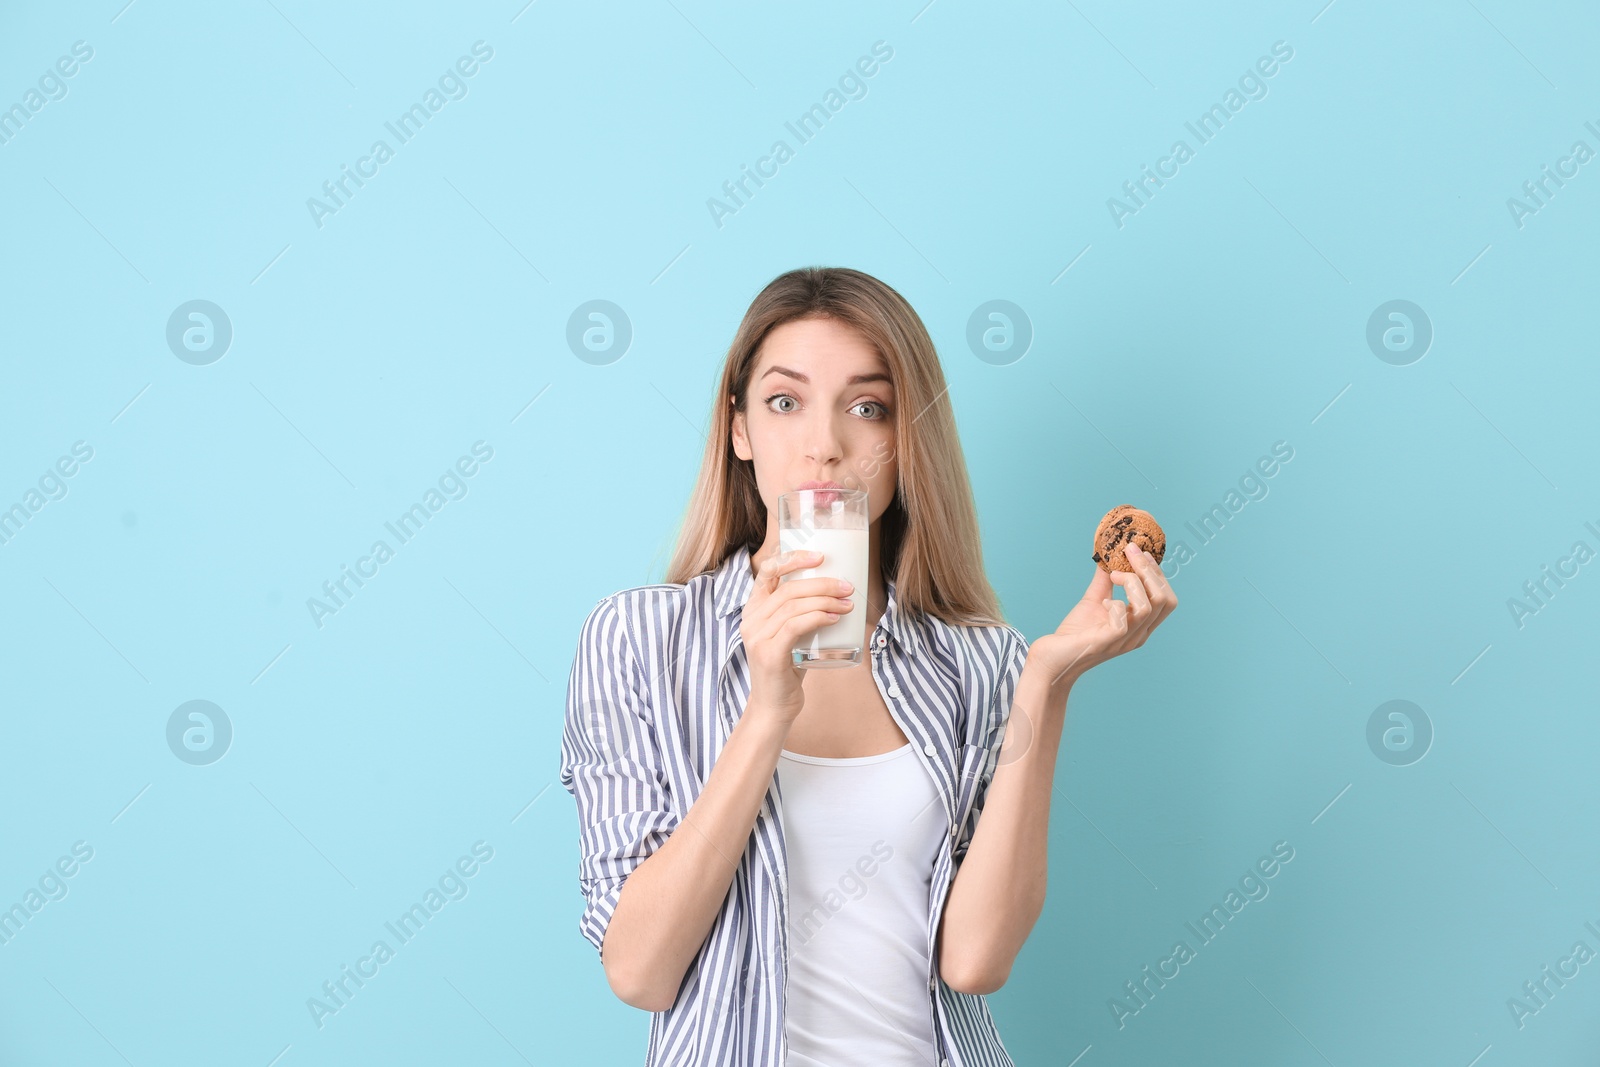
764, 394, 888, 419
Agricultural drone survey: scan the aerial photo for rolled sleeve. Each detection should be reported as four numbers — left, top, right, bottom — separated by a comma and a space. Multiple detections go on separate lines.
955, 625, 1029, 867
558, 595, 681, 961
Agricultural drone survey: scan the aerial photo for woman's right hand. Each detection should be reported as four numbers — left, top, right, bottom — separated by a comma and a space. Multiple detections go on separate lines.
741, 549, 855, 724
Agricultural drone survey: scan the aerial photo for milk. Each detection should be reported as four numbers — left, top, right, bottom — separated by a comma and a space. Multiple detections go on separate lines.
779, 524, 870, 658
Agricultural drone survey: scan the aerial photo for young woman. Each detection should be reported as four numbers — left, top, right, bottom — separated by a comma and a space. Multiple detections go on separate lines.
559, 266, 1177, 1066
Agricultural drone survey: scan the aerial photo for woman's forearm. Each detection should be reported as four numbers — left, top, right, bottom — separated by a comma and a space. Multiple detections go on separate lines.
601, 701, 788, 1012
936, 657, 1074, 993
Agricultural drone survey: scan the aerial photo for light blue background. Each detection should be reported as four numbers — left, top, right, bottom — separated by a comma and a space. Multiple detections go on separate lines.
2, 1, 1596, 1064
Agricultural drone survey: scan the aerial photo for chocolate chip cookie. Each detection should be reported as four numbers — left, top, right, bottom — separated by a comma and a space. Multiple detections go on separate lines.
1092, 504, 1166, 572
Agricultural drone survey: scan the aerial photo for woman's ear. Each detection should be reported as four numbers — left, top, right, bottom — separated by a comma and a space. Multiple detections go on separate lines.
730, 398, 752, 461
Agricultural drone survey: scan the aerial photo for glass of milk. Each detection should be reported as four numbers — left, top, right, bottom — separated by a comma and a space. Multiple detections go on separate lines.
778, 488, 870, 669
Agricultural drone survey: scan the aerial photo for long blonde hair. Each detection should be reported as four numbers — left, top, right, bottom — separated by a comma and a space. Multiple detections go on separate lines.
663, 266, 1006, 629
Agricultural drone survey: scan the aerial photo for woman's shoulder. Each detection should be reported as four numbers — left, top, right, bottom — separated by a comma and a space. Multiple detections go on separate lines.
576, 568, 720, 648
919, 614, 1029, 684
922, 614, 1028, 657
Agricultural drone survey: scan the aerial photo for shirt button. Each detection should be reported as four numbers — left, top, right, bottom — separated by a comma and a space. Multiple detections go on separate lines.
923, 742, 936, 757
928, 976, 937, 992
887, 683, 903, 699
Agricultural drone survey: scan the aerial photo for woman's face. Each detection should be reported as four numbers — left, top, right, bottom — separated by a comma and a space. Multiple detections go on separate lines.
731, 315, 899, 533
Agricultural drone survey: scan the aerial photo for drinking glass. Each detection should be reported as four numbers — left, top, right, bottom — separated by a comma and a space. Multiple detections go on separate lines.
778, 488, 869, 668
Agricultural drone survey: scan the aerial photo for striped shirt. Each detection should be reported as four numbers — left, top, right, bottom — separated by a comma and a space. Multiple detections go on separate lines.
559, 541, 1029, 1066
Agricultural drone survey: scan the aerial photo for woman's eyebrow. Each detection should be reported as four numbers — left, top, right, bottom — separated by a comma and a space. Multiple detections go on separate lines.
759, 364, 893, 387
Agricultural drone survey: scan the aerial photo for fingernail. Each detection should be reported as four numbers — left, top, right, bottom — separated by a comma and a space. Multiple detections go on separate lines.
1126, 542, 1141, 557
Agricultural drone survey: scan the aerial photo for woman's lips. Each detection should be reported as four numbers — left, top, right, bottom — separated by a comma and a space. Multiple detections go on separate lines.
794, 480, 847, 505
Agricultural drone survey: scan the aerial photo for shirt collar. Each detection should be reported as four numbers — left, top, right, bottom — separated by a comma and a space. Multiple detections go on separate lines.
712, 541, 922, 656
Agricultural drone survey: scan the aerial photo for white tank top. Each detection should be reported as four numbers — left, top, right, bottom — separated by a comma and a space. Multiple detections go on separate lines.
776, 741, 949, 1066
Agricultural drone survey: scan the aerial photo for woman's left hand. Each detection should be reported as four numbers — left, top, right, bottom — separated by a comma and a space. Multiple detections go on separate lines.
1029, 541, 1179, 690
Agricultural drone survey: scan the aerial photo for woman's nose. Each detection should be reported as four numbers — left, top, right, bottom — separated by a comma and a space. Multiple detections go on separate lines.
805, 417, 845, 464
805, 443, 843, 467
